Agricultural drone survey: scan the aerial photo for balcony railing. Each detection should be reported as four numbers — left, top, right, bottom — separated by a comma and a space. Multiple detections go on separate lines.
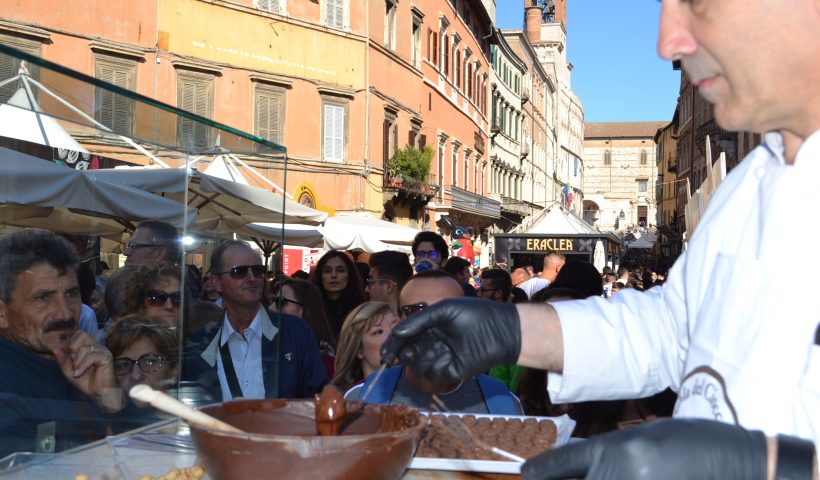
384, 170, 439, 197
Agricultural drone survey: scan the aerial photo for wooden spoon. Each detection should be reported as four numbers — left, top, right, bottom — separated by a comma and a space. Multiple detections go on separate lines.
129, 384, 244, 434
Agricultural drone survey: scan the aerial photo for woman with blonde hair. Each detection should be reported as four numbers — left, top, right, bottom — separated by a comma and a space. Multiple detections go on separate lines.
331, 301, 399, 391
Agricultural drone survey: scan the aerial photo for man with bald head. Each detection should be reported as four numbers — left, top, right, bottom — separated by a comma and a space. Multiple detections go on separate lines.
349, 270, 521, 414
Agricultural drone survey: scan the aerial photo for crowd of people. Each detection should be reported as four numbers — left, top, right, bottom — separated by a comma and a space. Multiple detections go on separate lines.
0, 220, 672, 458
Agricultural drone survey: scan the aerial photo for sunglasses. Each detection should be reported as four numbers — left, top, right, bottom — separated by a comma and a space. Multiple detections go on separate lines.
114, 353, 165, 376
213, 264, 266, 279
277, 297, 303, 308
399, 302, 427, 318
478, 287, 503, 294
144, 290, 182, 308
414, 249, 439, 260
366, 278, 392, 287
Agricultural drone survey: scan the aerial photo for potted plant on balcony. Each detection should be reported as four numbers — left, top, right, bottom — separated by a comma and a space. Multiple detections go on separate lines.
387, 145, 433, 191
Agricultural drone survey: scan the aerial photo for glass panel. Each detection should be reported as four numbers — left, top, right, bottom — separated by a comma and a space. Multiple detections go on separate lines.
0, 43, 306, 459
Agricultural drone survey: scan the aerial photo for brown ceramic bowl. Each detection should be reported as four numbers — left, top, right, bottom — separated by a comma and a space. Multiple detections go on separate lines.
189, 399, 425, 480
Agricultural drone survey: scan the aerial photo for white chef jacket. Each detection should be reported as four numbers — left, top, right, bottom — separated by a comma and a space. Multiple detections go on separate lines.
549, 131, 820, 449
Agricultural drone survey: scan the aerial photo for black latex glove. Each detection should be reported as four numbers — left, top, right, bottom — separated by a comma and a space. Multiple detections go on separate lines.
521, 418, 768, 480
380, 298, 521, 386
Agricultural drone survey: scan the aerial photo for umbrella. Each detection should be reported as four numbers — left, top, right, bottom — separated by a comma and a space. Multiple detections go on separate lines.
85, 167, 327, 236
0, 87, 88, 152
319, 214, 419, 253
593, 240, 606, 272
0, 147, 197, 235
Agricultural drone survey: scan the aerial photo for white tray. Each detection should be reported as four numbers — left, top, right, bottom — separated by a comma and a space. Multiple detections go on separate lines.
409, 413, 575, 475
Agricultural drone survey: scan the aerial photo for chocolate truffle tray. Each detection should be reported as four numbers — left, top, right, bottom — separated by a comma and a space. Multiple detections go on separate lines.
409, 413, 575, 475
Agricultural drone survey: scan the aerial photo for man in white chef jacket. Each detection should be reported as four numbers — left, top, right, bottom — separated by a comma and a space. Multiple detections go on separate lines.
382, 1, 820, 478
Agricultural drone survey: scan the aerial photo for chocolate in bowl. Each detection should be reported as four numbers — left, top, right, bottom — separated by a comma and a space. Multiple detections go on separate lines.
189, 399, 424, 480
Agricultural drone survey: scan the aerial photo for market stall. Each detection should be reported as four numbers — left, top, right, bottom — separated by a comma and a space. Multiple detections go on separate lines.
494, 203, 621, 271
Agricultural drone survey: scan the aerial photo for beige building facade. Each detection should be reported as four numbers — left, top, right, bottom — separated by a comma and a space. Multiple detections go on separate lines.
583, 122, 666, 233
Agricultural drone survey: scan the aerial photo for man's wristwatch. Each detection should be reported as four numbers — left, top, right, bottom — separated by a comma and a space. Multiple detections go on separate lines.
775, 434, 815, 480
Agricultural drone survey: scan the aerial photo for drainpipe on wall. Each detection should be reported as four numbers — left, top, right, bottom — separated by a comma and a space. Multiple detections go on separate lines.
362, 0, 370, 212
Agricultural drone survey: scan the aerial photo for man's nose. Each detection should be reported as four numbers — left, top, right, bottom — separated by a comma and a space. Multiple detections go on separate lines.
54, 295, 75, 320
657, 0, 696, 61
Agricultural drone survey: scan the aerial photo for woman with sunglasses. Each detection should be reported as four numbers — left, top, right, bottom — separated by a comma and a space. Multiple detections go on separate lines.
331, 301, 399, 392
309, 251, 365, 339
270, 278, 337, 378
122, 264, 184, 326
104, 314, 179, 429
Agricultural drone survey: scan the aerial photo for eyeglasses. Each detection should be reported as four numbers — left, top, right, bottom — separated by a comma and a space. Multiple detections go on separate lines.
478, 287, 503, 295
366, 278, 392, 288
144, 290, 182, 308
276, 297, 303, 308
399, 302, 427, 318
212, 264, 266, 279
414, 250, 439, 260
114, 353, 165, 376
126, 242, 163, 250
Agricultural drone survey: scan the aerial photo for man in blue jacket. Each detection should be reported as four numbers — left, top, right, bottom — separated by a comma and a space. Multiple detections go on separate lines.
184, 241, 326, 401
0, 229, 136, 457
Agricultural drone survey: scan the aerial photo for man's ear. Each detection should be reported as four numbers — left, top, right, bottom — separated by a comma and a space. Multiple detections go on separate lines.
0, 301, 8, 329
211, 274, 224, 294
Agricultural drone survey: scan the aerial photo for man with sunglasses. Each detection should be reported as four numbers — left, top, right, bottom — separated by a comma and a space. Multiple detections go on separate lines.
123, 220, 180, 267
0, 229, 137, 457
183, 241, 326, 403
366, 251, 413, 315
477, 268, 513, 302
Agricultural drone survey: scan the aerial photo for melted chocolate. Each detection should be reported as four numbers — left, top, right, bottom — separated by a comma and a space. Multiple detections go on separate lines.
190, 399, 424, 480
315, 385, 346, 436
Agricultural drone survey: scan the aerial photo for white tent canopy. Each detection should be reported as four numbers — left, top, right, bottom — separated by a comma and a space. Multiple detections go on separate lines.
85, 167, 327, 241
0, 147, 196, 237
0, 88, 88, 152
319, 214, 419, 253
236, 222, 323, 248
526, 203, 600, 235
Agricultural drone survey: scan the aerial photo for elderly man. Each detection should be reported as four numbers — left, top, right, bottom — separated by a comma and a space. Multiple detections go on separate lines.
384, 1, 820, 477
0, 229, 129, 457
124, 220, 180, 267
184, 241, 326, 401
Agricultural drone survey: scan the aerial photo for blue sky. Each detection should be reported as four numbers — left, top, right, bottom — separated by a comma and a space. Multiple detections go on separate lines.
496, 1, 680, 123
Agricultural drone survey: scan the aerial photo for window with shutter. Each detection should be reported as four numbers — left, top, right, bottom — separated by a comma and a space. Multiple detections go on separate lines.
176, 71, 214, 151
322, 101, 346, 163
94, 55, 136, 136
0, 35, 42, 104
256, 0, 282, 13
254, 84, 285, 146
325, 0, 345, 29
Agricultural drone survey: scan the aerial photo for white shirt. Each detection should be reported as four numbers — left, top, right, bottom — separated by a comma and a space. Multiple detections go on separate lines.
216, 306, 267, 401
519, 277, 551, 299
548, 131, 820, 449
